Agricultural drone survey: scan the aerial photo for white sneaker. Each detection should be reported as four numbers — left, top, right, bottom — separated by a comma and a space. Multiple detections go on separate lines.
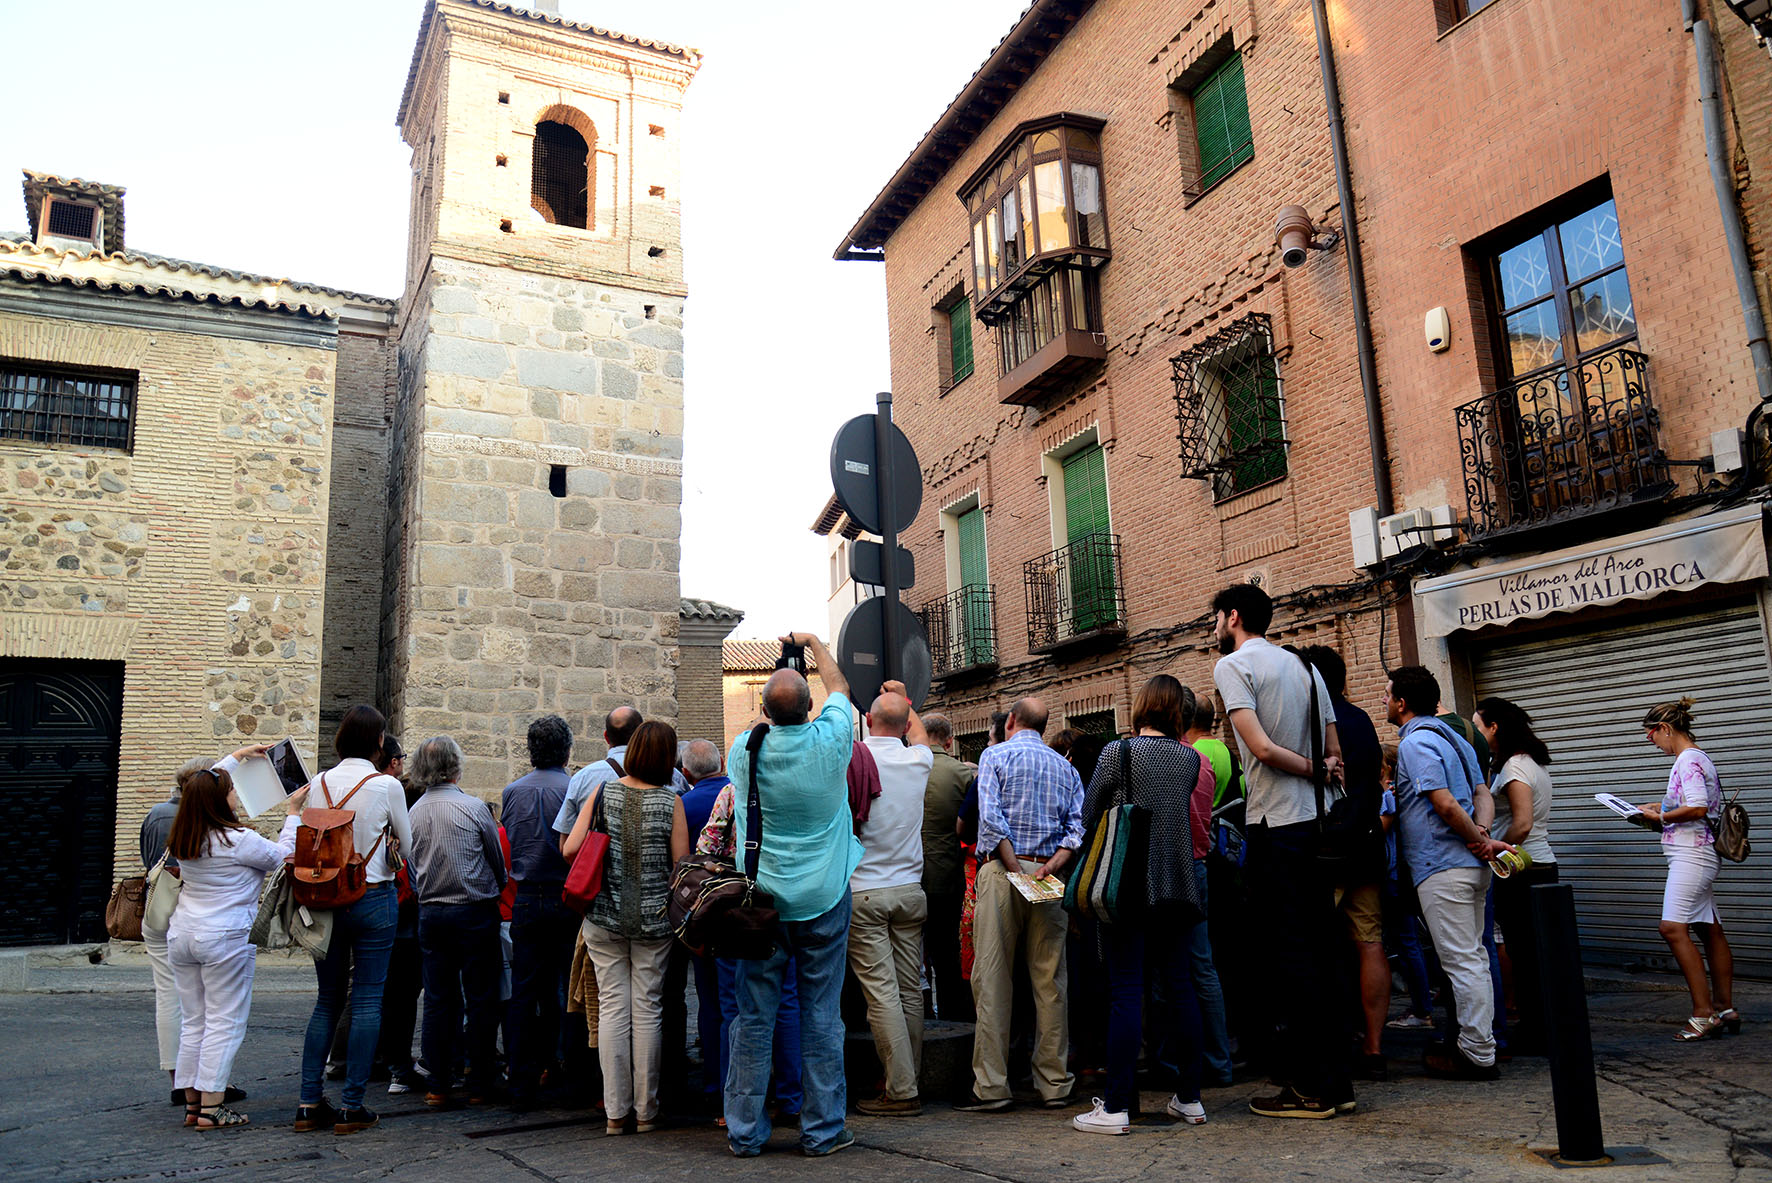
1072, 1098, 1130, 1135
1166, 1095, 1207, 1124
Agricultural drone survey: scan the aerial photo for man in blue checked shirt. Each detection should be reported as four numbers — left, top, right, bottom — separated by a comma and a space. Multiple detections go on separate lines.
956, 697, 1084, 1113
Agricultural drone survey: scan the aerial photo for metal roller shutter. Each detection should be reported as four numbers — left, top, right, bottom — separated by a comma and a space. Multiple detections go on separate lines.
1472, 601, 1772, 977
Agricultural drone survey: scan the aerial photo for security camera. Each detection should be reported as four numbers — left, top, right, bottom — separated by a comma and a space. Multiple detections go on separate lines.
1276, 205, 1315, 268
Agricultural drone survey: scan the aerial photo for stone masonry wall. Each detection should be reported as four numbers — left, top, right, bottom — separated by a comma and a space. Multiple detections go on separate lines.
388, 255, 683, 795
0, 309, 335, 871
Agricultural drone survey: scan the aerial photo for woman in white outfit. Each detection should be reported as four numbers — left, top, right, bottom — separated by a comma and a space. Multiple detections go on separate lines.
1637, 697, 1740, 1042
142, 757, 209, 1103
167, 760, 304, 1129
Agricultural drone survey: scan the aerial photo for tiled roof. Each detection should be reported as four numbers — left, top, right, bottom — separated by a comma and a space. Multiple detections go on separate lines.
723, 639, 818, 673
23, 170, 126, 254
0, 254, 335, 320
810, 492, 863, 540
398, 0, 699, 130
834, 0, 1094, 260
0, 232, 394, 308
680, 596, 743, 623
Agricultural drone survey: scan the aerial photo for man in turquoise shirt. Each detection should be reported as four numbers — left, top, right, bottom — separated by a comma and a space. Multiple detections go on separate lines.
723, 632, 861, 1158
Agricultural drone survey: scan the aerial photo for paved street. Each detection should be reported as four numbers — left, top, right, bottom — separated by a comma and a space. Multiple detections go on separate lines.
2, 962, 1769, 1183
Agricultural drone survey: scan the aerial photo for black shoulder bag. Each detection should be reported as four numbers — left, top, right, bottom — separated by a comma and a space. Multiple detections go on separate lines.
665, 725, 781, 959
1298, 652, 1384, 879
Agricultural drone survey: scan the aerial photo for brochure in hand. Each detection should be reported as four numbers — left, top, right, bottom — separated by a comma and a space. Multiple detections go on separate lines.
231, 739, 313, 819
1006, 871, 1066, 903
1594, 792, 1664, 832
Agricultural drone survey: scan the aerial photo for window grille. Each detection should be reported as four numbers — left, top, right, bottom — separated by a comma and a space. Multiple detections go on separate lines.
44, 198, 99, 243
0, 362, 136, 452
1172, 312, 1287, 500
531, 121, 590, 229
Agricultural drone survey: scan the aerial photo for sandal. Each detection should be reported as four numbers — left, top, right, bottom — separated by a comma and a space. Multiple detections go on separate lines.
196, 1103, 251, 1130
184, 1098, 201, 1128
1718, 1008, 1742, 1035
1675, 1014, 1724, 1042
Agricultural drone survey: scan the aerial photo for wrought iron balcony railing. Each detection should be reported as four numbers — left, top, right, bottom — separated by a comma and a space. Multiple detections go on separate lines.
1456, 347, 1671, 540
920, 584, 998, 679
1023, 532, 1126, 654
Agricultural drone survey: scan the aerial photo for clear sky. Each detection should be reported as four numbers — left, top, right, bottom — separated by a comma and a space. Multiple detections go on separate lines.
0, 0, 1030, 641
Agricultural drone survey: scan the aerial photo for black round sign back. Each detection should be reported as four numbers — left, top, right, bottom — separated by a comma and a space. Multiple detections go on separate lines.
829, 414, 922, 537
835, 596, 932, 711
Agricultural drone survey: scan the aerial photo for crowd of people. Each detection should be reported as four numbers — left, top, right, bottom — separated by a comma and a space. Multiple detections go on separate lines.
137, 583, 1744, 1147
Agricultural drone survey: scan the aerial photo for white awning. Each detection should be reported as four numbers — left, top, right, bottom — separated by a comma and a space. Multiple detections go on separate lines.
1412, 503, 1768, 638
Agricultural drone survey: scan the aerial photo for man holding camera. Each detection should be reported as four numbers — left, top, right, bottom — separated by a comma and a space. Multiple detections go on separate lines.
723, 633, 861, 1158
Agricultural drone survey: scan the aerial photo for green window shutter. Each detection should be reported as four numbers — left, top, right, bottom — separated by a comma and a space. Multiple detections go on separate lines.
1225, 348, 1288, 494
1062, 445, 1115, 632
957, 506, 987, 588
1194, 52, 1253, 191
1062, 444, 1109, 543
948, 296, 974, 384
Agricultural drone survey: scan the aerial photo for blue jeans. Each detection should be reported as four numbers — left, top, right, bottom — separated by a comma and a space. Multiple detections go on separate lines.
726, 891, 848, 1155
718, 954, 802, 1113
1384, 879, 1434, 1017
1482, 881, 1509, 1050
1105, 911, 1203, 1115
506, 888, 578, 1095
1186, 859, 1233, 1082
301, 883, 397, 1107
419, 900, 503, 1094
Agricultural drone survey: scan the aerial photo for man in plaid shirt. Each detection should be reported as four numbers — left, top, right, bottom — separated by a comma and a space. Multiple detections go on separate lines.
956, 697, 1084, 1112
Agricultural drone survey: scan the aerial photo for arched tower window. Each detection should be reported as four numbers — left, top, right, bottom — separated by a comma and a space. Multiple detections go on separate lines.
531, 120, 589, 229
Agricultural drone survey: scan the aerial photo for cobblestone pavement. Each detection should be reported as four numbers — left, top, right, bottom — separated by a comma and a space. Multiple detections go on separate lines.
2, 969, 1768, 1183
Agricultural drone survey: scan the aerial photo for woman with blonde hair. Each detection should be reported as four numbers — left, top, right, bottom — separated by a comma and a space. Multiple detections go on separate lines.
166, 759, 305, 1129
1637, 697, 1739, 1041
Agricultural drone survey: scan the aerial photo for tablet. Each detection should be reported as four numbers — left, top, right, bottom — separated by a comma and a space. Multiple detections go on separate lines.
233, 739, 313, 818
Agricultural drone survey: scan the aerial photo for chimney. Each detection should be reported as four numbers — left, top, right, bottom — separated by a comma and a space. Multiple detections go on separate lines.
22, 171, 126, 254
530, 0, 561, 14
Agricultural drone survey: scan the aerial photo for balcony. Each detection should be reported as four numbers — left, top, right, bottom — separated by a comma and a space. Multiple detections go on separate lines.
920, 585, 999, 680
1023, 532, 1126, 654
1456, 347, 1673, 542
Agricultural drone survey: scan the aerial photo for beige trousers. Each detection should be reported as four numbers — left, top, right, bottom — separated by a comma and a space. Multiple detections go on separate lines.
969, 858, 1072, 1102
583, 921, 672, 1123
848, 882, 928, 1100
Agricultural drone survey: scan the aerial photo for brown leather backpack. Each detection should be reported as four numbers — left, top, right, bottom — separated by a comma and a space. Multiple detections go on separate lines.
290, 772, 385, 910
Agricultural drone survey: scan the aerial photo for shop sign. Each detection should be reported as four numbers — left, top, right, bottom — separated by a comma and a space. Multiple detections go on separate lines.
1413, 504, 1768, 638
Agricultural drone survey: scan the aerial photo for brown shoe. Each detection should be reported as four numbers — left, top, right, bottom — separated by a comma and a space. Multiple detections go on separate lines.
857, 1093, 922, 1116
424, 1091, 453, 1109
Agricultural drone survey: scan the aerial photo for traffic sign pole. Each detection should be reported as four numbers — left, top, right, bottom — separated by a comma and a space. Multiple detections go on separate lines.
874, 390, 901, 686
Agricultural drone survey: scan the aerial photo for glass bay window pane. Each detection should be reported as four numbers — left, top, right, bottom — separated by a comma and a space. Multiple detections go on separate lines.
1071, 162, 1103, 248
1035, 160, 1069, 253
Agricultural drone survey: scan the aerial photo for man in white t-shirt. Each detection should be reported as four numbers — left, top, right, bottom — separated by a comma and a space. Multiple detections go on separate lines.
848, 679, 934, 1117
1210, 583, 1350, 1120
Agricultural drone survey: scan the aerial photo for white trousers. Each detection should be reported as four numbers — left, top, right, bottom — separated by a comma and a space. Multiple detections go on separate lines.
1416, 866, 1496, 1067
583, 921, 672, 1123
143, 926, 180, 1072
169, 927, 256, 1093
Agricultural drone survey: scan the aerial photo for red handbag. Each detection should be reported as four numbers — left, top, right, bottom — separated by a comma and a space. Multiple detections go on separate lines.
562, 789, 610, 913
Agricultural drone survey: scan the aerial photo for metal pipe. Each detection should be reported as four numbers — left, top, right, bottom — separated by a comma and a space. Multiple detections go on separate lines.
1691, 14, 1772, 403
1311, 0, 1394, 515
874, 390, 901, 683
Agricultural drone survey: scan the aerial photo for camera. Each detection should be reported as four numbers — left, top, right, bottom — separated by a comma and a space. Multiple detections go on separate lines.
776, 640, 806, 675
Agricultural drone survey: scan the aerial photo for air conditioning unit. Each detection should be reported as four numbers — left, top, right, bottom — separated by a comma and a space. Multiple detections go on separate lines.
1378, 505, 1456, 560
1349, 507, 1381, 570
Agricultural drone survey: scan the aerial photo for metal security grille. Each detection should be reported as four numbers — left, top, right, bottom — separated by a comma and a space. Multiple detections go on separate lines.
44, 198, 98, 242
1067, 709, 1116, 736
922, 584, 997, 677
531, 121, 589, 230
1471, 602, 1772, 977
1024, 532, 1125, 653
1172, 312, 1287, 500
0, 362, 136, 451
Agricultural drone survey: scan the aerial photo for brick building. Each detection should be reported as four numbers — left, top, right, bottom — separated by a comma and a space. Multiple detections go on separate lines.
837, 0, 1396, 758
838, 0, 1772, 973
0, 0, 700, 945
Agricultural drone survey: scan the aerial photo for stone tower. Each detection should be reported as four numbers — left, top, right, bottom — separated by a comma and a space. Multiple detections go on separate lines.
386, 0, 696, 787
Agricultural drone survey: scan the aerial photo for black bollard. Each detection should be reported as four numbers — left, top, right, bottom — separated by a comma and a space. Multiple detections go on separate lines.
1531, 883, 1607, 1165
